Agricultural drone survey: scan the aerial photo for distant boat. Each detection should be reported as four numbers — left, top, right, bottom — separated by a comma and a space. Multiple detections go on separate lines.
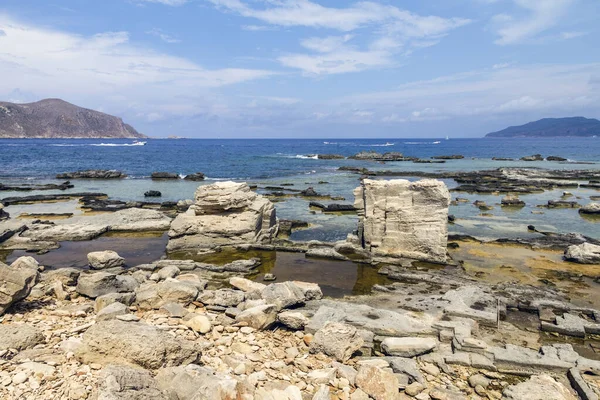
433, 141, 441, 144
445, 135, 449, 140
132, 140, 146, 146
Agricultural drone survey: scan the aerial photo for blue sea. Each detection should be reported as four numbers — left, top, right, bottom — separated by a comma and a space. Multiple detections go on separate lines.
1, 137, 600, 242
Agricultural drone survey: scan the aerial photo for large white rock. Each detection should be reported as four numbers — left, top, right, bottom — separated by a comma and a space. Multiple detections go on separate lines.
354, 179, 450, 263
167, 182, 277, 252
502, 374, 576, 400
310, 322, 364, 362
564, 242, 600, 264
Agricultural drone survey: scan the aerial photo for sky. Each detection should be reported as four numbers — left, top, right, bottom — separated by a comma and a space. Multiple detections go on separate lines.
0, 0, 598, 138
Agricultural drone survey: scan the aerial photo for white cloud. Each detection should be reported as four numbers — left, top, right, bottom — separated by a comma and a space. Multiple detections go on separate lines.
146, 28, 181, 43
492, 0, 575, 45
493, 62, 511, 69
0, 14, 273, 119
560, 31, 587, 39
334, 63, 600, 122
230, 1, 470, 76
241, 25, 277, 31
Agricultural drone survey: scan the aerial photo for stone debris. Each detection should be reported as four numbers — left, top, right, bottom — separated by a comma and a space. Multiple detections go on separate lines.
2, 248, 600, 400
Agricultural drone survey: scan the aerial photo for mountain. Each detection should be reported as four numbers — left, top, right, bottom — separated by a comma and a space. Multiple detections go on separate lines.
485, 117, 600, 138
0, 99, 145, 139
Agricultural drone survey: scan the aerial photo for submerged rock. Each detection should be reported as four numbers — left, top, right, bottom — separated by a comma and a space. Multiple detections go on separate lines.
354, 179, 450, 263
501, 194, 525, 207
56, 170, 126, 179
151, 172, 179, 180
144, 190, 162, 197
183, 172, 205, 181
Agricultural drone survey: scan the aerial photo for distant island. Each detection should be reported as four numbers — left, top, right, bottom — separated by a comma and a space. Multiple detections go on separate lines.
0, 98, 146, 139
485, 117, 600, 138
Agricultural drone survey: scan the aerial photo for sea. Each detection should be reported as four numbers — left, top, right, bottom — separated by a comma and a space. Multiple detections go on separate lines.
1, 137, 600, 242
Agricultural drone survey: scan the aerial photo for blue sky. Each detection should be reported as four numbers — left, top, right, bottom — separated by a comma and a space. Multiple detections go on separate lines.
0, 0, 598, 138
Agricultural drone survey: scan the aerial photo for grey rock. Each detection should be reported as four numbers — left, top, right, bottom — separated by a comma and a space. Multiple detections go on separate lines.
568, 368, 598, 400
261, 281, 305, 310
197, 289, 244, 308
0, 324, 44, 350
564, 243, 600, 264
135, 279, 199, 310
160, 302, 189, 318
76, 272, 138, 299
278, 311, 310, 330
380, 337, 437, 357
305, 303, 435, 337
235, 304, 278, 330
0, 256, 40, 315
310, 322, 364, 362
98, 364, 166, 400
156, 265, 180, 280
502, 374, 575, 400
355, 365, 399, 400
97, 302, 129, 321
77, 320, 201, 369
40, 267, 80, 286
155, 364, 243, 400
387, 357, 424, 384
95, 292, 136, 312
88, 250, 125, 270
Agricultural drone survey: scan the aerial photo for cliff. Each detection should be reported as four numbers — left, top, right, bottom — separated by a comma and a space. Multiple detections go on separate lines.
485, 117, 600, 138
0, 99, 145, 139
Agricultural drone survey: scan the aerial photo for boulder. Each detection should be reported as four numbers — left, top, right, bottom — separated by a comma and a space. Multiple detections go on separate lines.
354, 179, 450, 263
380, 337, 437, 357
95, 292, 136, 312
235, 304, 278, 330
184, 172, 206, 181
0, 256, 40, 315
98, 364, 166, 400
502, 374, 576, 400
77, 320, 201, 369
197, 289, 244, 308
0, 323, 44, 350
278, 311, 310, 330
88, 250, 125, 270
0, 203, 9, 220
546, 156, 567, 161
520, 154, 544, 161
167, 181, 277, 252
229, 277, 266, 293
135, 280, 199, 310
97, 301, 129, 321
185, 315, 212, 334
310, 322, 364, 362
564, 243, 600, 264
76, 272, 138, 298
261, 282, 306, 310
580, 203, 600, 214
155, 365, 244, 400
144, 190, 162, 197
355, 365, 399, 400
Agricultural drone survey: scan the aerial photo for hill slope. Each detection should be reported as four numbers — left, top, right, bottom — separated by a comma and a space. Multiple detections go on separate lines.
485, 117, 600, 138
0, 99, 145, 139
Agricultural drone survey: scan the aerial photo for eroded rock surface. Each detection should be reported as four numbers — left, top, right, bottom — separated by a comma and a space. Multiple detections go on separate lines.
354, 179, 450, 263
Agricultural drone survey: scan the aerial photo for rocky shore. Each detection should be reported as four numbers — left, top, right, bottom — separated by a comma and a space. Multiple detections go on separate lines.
1, 175, 600, 400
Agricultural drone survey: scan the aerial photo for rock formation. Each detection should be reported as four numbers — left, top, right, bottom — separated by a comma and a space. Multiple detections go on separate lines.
353, 179, 450, 263
167, 181, 277, 252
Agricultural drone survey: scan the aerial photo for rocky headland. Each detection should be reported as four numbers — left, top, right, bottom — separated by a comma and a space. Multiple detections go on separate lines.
0, 99, 145, 139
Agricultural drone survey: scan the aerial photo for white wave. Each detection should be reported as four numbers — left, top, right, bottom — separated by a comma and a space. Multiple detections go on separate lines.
91, 142, 146, 147
49, 144, 83, 147
295, 154, 318, 159
404, 141, 442, 145
178, 174, 186, 179
359, 142, 395, 147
